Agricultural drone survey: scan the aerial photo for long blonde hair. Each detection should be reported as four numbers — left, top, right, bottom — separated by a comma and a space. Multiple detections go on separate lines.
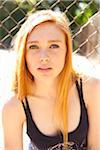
12, 9, 78, 144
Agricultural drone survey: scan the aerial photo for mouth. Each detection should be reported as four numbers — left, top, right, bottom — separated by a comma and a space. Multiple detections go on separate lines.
38, 67, 52, 70
37, 67, 52, 71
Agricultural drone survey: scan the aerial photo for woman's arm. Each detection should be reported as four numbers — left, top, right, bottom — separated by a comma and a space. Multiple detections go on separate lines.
85, 78, 100, 149
2, 96, 25, 150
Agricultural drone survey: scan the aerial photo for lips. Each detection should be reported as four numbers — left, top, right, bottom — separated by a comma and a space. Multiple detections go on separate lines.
38, 67, 52, 70
37, 67, 52, 71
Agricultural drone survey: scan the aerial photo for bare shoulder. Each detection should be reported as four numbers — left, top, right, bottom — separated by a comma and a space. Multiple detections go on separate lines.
2, 95, 26, 125
82, 77, 100, 147
2, 95, 26, 149
82, 75, 100, 87
82, 75, 100, 106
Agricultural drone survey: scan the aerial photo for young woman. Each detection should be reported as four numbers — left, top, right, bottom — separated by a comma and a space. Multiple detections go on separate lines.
2, 10, 100, 150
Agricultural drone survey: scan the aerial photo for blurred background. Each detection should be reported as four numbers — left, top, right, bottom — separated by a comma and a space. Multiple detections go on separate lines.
0, 0, 100, 149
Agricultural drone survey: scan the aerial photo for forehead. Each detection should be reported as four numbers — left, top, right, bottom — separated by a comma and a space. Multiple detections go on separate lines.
27, 21, 66, 42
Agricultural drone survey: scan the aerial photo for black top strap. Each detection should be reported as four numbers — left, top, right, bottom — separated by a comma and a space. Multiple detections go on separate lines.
80, 78, 84, 101
22, 100, 27, 117
75, 78, 84, 103
22, 97, 33, 120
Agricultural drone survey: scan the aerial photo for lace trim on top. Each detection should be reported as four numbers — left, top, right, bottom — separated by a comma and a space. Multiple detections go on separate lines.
29, 139, 87, 150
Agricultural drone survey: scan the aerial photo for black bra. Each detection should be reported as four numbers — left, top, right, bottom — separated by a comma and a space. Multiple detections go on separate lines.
22, 78, 89, 149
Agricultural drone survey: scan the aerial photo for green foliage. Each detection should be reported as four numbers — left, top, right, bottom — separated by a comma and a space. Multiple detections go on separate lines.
0, 0, 99, 49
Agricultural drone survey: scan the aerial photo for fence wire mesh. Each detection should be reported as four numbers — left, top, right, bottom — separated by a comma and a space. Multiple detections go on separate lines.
0, 1, 100, 149
0, 0, 100, 73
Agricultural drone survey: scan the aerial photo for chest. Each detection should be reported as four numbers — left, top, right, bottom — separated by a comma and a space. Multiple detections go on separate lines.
26, 90, 82, 136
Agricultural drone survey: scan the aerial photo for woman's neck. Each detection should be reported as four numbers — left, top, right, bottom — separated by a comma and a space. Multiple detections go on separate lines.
33, 78, 58, 100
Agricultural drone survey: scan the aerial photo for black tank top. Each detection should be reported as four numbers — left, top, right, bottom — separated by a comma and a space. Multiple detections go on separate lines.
22, 78, 89, 150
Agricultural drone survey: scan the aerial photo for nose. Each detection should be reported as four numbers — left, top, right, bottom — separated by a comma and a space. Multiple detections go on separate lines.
40, 51, 49, 63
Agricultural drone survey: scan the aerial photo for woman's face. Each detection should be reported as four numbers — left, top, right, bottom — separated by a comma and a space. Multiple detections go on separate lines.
26, 21, 67, 81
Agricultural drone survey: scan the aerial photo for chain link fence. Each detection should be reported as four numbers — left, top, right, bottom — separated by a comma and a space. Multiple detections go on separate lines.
0, 0, 100, 75
0, 0, 99, 51
0, 1, 100, 149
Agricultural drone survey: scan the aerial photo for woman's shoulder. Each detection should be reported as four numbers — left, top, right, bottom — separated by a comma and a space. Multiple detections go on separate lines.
3, 95, 22, 111
2, 95, 26, 124
81, 75, 100, 106
82, 75, 100, 90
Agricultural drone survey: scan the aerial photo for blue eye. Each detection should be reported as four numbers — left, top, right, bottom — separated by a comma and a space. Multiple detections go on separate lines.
50, 44, 59, 49
29, 45, 39, 49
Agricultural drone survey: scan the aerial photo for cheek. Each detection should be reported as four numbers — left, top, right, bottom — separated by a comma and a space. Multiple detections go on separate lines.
25, 52, 36, 71
57, 51, 66, 64
54, 52, 66, 71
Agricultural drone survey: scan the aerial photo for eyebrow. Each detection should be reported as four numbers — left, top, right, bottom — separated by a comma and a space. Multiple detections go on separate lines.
27, 40, 62, 44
